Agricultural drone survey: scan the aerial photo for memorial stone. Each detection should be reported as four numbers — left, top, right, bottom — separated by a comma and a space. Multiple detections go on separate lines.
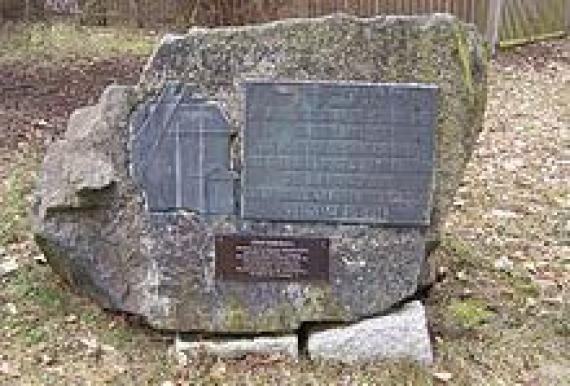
33, 14, 488, 347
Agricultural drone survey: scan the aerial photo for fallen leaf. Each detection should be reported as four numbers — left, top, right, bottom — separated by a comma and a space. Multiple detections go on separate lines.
433, 372, 453, 382
33, 254, 47, 264
0, 361, 21, 378
0, 258, 18, 276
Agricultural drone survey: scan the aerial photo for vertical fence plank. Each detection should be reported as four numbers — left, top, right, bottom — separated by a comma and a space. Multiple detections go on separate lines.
522, 0, 535, 39
414, 0, 421, 14
554, 0, 565, 30
540, 0, 553, 35
527, 1, 541, 33
24, 0, 30, 21
503, 0, 514, 41
488, 0, 502, 52
512, 0, 523, 38
566, 0, 570, 31
432, 0, 439, 13
475, 0, 488, 33
456, 0, 463, 21
499, 0, 565, 45
425, 0, 432, 15
236, 0, 242, 24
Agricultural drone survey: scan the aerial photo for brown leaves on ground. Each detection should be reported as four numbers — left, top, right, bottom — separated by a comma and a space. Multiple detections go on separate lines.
428, 37, 569, 385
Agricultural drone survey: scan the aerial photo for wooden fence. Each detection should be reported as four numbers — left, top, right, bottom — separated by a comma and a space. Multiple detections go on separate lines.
2, 0, 569, 48
499, 0, 568, 46
77, 0, 493, 37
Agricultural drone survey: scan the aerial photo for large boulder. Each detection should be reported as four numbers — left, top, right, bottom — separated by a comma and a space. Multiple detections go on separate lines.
33, 14, 488, 332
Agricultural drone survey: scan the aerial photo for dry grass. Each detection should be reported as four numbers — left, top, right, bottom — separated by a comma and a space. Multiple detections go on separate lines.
0, 22, 155, 64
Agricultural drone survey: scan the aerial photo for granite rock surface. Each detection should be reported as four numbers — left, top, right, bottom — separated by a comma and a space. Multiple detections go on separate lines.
142, 13, 489, 240
308, 301, 433, 364
175, 335, 298, 359
34, 14, 487, 332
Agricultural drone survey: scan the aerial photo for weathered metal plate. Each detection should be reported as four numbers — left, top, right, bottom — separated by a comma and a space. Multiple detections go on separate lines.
215, 235, 330, 282
131, 83, 235, 214
241, 80, 437, 226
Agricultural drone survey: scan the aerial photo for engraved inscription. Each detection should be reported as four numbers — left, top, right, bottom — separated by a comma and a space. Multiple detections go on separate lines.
215, 235, 329, 281
242, 81, 437, 225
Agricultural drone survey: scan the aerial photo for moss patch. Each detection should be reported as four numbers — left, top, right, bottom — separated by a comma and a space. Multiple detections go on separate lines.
222, 297, 252, 331
447, 299, 494, 330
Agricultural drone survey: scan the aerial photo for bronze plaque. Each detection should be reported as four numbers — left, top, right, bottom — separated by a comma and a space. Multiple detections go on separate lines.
215, 235, 329, 282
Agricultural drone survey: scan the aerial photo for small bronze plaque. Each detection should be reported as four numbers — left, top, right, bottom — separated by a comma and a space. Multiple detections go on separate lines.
215, 235, 329, 282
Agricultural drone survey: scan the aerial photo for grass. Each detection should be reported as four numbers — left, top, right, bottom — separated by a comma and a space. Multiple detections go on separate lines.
447, 299, 494, 329
1, 243, 434, 383
0, 149, 435, 384
0, 152, 40, 247
0, 21, 156, 63
1, 237, 180, 383
2, 151, 559, 385
438, 234, 476, 262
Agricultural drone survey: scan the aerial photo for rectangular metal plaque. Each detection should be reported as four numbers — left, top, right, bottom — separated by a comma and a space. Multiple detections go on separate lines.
241, 80, 437, 226
215, 235, 329, 282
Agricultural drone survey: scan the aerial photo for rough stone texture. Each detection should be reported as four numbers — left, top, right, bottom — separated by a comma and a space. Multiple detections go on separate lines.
34, 82, 425, 332
308, 301, 433, 365
142, 13, 488, 241
33, 14, 488, 333
175, 335, 298, 359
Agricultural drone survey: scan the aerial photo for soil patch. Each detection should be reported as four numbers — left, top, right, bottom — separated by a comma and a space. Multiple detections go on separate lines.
0, 56, 144, 179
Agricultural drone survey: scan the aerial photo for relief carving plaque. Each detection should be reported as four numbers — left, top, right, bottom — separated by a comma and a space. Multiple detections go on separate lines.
131, 83, 235, 214
215, 235, 329, 282
241, 80, 437, 226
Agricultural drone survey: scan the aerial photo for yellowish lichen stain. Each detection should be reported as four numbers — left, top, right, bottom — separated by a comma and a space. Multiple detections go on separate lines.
220, 287, 350, 332
222, 297, 251, 331
454, 25, 475, 99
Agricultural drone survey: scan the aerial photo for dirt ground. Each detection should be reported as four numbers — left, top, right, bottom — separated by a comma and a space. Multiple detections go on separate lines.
0, 56, 144, 181
0, 26, 568, 385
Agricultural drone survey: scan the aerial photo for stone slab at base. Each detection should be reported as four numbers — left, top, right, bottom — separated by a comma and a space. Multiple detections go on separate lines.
175, 335, 299, 360
174, 301, 432, 365
308, 301, 433, 365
